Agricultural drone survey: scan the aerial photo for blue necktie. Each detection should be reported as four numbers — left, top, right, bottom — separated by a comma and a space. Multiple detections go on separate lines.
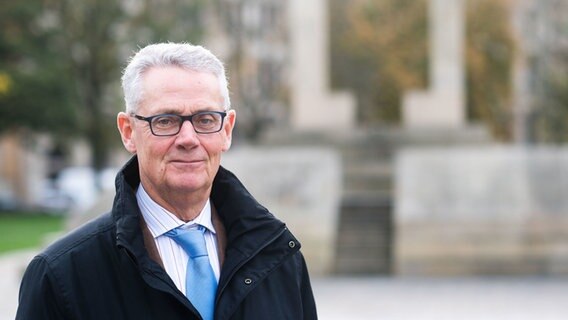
166, 226, 217, 320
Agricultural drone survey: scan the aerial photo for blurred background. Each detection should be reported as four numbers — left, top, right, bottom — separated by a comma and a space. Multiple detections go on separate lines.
1, 0, 568, 318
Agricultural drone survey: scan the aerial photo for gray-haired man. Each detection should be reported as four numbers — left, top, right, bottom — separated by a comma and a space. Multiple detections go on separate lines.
17, 42, 317, 320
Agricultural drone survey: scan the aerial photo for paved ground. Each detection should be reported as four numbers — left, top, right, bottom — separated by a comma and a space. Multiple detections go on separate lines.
0, 250, 35, 320
311, 276, 568, 320
2, 250, 568, 319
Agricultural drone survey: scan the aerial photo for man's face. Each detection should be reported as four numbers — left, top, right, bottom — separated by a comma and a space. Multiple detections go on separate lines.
117, 66, 236, 206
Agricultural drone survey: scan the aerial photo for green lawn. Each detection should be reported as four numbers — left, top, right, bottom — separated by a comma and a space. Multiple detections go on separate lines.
0, 213, 65, 254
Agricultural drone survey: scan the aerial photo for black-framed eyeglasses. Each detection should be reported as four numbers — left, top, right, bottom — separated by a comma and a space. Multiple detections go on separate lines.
133, 111, 227, 136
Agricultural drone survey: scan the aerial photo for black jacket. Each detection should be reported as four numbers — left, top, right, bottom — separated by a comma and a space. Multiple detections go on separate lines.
16, 157, 317, 319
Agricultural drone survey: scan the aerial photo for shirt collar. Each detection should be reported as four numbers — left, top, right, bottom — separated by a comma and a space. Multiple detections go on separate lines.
136, 183, 216, 238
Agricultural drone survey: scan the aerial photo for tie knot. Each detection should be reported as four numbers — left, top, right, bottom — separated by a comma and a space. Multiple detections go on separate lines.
166, 226, 208, 258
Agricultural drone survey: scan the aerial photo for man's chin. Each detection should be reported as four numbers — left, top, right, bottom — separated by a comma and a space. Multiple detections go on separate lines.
167, 175, 209, 193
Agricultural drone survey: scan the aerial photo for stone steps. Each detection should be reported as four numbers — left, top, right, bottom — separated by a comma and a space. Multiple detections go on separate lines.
261, 127, 397, 274
334, 130, 395, 274
261, 125, 494, 275
335, 197, 393, 274
344, 169, 392, 195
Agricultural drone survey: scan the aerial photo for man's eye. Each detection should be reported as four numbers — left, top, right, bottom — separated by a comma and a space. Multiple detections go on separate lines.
197, 117, 214, 125
195, 114, 217, 126
153, 116, 177, 127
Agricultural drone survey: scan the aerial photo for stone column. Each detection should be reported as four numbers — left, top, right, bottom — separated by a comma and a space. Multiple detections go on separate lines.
288, 0, 355, 130
402, 0, 466, 127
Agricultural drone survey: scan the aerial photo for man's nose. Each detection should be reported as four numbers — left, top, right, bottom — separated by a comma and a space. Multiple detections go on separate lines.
175, 120, 199, 144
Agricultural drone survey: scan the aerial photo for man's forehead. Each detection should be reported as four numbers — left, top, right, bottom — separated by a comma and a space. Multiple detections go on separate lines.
139, 67, 221, 100
142, 65, 215, 80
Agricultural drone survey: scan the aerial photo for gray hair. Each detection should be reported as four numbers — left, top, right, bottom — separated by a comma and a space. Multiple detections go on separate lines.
121, 42, 230, 113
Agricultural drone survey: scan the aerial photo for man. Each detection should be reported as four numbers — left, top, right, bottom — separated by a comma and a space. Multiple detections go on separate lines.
17, 43, 317, 319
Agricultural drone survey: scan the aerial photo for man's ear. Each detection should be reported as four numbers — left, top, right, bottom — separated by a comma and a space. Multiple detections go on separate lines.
117, 112, 137, 154
222, 110, 236, 152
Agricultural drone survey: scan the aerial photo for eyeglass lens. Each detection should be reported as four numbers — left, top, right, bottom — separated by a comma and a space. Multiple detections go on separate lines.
150, 112, 223, 135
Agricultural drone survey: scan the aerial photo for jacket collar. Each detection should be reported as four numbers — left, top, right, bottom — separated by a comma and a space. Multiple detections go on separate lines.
211, 166, 286, 253
113, 156, 145, 255
113, 156, 290, 261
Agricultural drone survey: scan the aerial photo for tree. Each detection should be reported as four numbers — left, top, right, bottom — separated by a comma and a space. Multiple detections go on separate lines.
212, 0, 288, 140
521, 1, 568, 143
330, 0, 428, 124
0, 0, 206, 174
330, 0, 515, 139
0, 1, 78, 135
466, 0, 515, 140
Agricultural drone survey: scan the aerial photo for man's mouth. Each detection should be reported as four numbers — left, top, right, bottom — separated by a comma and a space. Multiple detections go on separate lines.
169, 159, 204, 164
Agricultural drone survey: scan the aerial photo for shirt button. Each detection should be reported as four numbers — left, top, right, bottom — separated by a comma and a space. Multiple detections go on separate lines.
244, 278, 253, 285
288, 240, 296, 248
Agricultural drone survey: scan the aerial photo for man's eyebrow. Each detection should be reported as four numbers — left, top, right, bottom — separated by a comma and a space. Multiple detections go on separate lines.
153, 106, 221, 115
157, 108, 181, 115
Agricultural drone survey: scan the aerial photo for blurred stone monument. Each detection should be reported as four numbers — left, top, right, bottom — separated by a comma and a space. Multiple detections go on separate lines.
395, 0, 568, 276
402, 0, 466, 128
288, 0, 356, 130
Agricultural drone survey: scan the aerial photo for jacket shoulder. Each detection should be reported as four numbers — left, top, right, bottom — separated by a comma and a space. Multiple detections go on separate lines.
17, 213, 116, 319
39, 212, 115, 263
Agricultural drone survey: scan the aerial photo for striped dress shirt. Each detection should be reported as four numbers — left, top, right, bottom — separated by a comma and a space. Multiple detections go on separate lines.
136, 184, 220, 295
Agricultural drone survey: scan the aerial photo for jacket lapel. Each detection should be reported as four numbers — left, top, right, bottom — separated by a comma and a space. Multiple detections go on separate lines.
138, 200, 228, 270
139, 217, 165, 269
212, 204, 227, 268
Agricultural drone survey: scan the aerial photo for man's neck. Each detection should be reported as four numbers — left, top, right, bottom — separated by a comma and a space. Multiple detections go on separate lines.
141, 183, 211, 222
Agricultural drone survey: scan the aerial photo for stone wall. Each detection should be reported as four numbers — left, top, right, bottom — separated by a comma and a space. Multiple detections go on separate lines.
395, 146, 568, 275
